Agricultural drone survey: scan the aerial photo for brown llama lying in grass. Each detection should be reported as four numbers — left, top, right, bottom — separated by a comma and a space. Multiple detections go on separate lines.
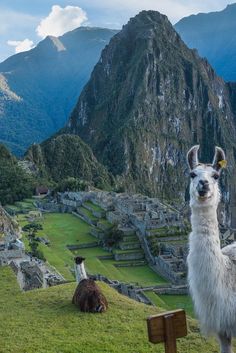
72, 256, 108, 313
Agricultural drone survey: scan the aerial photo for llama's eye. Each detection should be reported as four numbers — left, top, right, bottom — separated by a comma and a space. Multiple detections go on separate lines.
190, 172, 197, 179
213, 173, 219, 180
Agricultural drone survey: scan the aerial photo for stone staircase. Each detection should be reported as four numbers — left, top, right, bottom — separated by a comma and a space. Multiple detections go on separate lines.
113, 228, 145, 262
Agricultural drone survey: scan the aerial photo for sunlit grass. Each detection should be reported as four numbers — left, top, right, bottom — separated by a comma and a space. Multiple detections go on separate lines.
0, 267, 221, 353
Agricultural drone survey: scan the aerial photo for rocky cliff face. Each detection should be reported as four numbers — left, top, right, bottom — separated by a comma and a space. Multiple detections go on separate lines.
65, 10, 236, 208
0, 27, 118, 155
0, 206, 19, 237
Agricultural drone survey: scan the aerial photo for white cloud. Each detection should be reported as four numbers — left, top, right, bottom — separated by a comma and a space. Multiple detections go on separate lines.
7, 38, 34, 54
36, 5, 87, 38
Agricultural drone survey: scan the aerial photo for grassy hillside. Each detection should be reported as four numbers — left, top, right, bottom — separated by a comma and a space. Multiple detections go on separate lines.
0, 267, 221, 353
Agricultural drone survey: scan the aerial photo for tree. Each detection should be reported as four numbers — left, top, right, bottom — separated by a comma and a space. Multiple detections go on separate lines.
0, 144, 34, 205
54, 177, 89, 192
103, 225, 123, 247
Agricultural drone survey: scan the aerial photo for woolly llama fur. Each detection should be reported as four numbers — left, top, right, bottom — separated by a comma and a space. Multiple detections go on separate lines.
187, 145, 236, 353
72, 256, 108, 313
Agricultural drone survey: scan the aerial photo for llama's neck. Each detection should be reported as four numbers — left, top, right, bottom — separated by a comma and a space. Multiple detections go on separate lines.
189, 204, 225, 277
75, 262, 87, 283
191, 205, 219, 239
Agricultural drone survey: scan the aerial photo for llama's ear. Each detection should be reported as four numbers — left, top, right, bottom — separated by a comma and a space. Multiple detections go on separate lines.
187, 145, 200, 170
212, 146, 226, 171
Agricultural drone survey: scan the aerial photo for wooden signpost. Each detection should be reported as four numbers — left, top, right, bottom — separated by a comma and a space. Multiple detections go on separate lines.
147, 309, 187, 353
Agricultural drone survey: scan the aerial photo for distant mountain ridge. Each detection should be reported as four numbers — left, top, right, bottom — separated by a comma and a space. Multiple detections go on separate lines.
0, 27, 118, 155
175, 3, 236, 82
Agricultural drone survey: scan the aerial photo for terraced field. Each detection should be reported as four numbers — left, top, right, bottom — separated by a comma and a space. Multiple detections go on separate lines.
18, 211, 167, 286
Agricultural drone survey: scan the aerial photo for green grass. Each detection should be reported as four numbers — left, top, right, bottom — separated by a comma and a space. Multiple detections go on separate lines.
166, 240, 188, 245
17, 212, 168, 286
79, 206, 98, 221
0, 267, 222, 353
113, 248, 143, 254
84, 201, 103, 212
98, 218, 112, 226
5, 198, 36, 214
159, 294, 195, 318
5, 205, 20, 212
18, 213, 96, 280
72, 247, 167, 286
145, 291, 194, 318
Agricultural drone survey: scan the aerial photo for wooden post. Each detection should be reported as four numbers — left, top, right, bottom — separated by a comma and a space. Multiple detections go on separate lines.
147, 309, 187, 353
164, 314, 177, 353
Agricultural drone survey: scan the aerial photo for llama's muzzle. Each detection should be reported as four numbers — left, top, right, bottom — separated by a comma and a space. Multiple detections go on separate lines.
197, 180, 210, 197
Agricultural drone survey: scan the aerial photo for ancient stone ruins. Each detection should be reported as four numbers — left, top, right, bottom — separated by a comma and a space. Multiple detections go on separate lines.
57, 191, 189, 287
0, 205, 63, 290
1, 190, 235, 305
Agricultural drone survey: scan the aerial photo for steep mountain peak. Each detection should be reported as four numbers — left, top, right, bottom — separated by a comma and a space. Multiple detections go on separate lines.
65, 9, 236, 203
127, 9, 168, 24
120, 10, 174, 40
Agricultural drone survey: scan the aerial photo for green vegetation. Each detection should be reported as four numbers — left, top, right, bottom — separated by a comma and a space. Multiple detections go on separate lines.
145, 291, 194, 318
84, 201, 104, 212
0, 267, 223, 353
79, 206, 98, 221
71, 247, 166, 286
113, 248, 143, 255
103, 224, 123, 247
159, 294, 195, 318
18, 212, 167, 286
54, 177, 89, 192
22, 222, 46, 260
0, 144, 34, 205
26, 135, 113, 190
22, 213, 95, 280
97, 218, 112, 228
5, 198, 36, 215
147, 226, 188, 256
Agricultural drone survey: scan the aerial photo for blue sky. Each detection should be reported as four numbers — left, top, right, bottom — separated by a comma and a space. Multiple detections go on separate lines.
0, 0, 235, 62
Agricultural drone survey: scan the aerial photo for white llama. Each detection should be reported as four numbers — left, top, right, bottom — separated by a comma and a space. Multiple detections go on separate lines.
187, 145, 236, 353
